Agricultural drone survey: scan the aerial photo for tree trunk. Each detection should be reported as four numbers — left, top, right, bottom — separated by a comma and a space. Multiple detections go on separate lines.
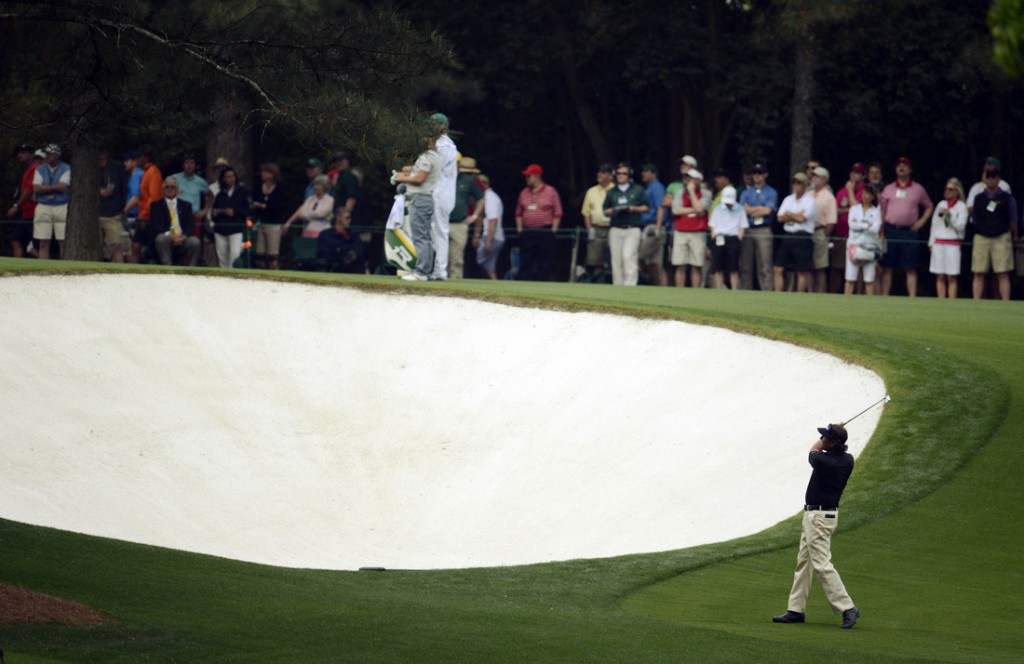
65, 142, 101, 262
206, 89, 255, 186
542, 5, 613, 166
789, 36, 815, 176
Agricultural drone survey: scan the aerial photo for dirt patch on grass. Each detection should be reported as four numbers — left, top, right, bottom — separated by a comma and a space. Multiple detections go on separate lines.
0, 584, 110, 626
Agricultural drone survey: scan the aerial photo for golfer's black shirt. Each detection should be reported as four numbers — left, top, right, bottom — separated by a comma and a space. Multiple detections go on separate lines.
805, 450, 855, 508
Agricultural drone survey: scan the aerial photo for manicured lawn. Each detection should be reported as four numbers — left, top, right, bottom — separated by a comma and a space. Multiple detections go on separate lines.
1, 257, 1020, 662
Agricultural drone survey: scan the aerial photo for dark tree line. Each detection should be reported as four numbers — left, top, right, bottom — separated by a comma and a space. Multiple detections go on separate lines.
400, 0, 1022, 216
2, 0, 1022, 258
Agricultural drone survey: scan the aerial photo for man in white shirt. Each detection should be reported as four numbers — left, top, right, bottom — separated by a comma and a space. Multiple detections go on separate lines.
773, 172, 818, 293
472, 174, 506, 279
430, 113, 458, 281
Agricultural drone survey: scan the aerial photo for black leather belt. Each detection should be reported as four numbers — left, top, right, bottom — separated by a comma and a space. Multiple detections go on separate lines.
805, 505, 838, 511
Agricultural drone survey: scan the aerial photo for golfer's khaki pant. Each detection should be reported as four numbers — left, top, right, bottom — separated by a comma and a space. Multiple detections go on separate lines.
787, 510, 855, 614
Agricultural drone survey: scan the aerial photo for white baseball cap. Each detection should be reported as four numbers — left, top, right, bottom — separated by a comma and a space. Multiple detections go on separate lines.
721, 186, 738, 206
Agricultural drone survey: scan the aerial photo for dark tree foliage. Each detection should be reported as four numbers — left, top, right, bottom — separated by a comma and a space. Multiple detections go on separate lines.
397, 0, 1022, 215
1, 0, 1021, 260
1, 0, 458, 258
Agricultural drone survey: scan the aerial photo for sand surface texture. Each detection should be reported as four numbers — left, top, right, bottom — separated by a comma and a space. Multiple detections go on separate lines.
0, 274, 883, 569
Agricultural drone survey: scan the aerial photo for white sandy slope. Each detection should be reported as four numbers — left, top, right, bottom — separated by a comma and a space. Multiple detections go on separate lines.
0, 274, 884, 570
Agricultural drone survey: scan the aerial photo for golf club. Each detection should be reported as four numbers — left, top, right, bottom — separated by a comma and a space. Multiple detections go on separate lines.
841, 394, 891, 426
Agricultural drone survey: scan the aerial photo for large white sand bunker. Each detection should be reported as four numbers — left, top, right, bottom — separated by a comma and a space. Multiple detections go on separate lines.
0, 274, 884, 569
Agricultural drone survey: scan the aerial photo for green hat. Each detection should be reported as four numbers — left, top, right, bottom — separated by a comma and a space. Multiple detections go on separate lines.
431, 112, 450, 128
641, 163, 658, 174
985, 156, 1002, 170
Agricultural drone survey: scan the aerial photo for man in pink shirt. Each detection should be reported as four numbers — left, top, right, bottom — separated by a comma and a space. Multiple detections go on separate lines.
515, 163, 563, 281
879, 157, 933, 297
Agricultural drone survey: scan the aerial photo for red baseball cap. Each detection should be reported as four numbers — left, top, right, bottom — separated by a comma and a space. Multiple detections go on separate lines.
850, 162, 866, 174
895, 156, 912, 167
521, 163, 544, 176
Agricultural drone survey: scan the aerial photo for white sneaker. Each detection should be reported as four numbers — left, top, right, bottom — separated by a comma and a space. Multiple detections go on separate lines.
401, 273, 428, 282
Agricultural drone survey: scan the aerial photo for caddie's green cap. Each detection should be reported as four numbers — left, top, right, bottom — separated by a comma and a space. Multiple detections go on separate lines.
431, 112, 450, 128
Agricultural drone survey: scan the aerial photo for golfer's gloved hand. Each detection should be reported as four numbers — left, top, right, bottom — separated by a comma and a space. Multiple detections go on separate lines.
389, 170, 399, 186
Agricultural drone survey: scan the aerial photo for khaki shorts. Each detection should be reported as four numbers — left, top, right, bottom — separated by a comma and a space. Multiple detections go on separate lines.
99, 215, 122, 246
256, 223, 283, 256
812, 227, 830, 269
33, 204, 68, 241
586, 225, 610, 266
971, 232, 1013, 273
638, 225, 663, 264
671, 230, 706, 267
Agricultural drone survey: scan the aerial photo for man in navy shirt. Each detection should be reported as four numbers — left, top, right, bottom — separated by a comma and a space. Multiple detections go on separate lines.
773, 422, 861, 629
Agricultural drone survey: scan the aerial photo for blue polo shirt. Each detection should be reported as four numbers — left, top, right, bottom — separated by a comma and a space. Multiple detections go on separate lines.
125, 167, 143, 216
171, 172, 209, 211
739, 184, 779, 228
643, 179, 666, 226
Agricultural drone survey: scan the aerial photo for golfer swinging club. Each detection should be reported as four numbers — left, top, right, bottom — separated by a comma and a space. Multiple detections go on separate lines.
773, 422, 861, 629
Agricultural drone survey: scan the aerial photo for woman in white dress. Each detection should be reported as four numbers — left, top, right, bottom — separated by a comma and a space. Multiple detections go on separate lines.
928, 178, 968, 299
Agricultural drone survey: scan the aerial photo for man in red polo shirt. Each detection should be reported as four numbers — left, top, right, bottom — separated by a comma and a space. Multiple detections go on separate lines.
515, 163, 563, 281
6, 144, 41, 258
879, 157, 932, 297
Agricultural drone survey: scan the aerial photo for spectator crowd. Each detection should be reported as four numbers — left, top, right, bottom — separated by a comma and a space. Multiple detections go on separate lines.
5, 129, 1021, 299
6, 144, 369, 274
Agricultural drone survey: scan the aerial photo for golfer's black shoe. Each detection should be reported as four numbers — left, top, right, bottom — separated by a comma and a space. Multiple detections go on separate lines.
772, 610, 805, 623
841, 606, 860, 629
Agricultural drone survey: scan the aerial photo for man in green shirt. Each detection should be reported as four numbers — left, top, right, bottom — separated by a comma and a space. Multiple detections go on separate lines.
603, 162, 649, 286
449, 155, 485, 279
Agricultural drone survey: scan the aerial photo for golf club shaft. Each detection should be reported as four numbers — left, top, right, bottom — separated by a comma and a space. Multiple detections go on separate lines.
843, 395, 890, 425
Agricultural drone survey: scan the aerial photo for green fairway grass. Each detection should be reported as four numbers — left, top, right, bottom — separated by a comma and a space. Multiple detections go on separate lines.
1, 257, 1020, 663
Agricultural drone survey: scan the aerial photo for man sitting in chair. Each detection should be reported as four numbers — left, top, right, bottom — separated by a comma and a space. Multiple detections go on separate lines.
317, 208, 365, 273
151, 176, 201, 266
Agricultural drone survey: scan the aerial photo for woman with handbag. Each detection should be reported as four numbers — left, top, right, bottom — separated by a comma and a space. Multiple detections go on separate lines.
845, 183, 883, 295
928, 178, 968, 299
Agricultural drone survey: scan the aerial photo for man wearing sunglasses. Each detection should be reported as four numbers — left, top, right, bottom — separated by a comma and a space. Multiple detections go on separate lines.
602, 163, 649, 286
